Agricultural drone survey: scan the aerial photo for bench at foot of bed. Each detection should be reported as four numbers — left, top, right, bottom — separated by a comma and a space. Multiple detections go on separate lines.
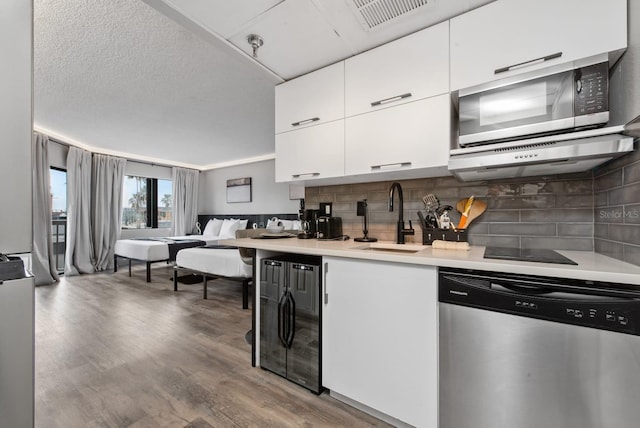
114, 254, 168, 283
173, 266, 250, 309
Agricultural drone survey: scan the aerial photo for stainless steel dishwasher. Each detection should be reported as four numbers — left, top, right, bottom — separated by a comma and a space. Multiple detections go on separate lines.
439, 268, 640, 428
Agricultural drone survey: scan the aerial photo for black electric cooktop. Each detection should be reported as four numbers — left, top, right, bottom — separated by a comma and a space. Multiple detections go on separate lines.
483, 247, 578, 265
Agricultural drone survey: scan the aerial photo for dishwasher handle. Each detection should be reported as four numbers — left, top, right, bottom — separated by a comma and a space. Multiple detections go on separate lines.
490, 281, 639, 302
442, 272, 640, 302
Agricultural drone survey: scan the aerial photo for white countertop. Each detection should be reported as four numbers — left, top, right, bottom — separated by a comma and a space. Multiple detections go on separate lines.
222, 236, 640, 286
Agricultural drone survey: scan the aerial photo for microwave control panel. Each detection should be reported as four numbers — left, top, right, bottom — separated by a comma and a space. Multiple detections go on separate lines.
574, 62, 608, 116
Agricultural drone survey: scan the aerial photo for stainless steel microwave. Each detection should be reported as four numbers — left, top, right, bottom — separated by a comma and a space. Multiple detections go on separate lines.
457, 60, 609, 147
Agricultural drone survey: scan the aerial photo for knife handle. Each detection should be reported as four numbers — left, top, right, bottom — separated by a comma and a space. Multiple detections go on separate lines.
457, 215, 468, 230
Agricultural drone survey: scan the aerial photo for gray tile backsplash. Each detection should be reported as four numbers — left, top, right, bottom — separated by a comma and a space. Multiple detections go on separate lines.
594, 141, 640, 266
305, 172, 596, 251
306, 147, 640, 266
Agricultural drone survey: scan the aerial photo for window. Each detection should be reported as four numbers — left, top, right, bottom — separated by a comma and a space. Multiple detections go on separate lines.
122, 176, 172, 229
50, 167, 67, 273
158, 179, 172, 229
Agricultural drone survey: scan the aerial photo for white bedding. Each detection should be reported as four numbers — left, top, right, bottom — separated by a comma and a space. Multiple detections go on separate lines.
175, 246, 251, 278
114, 235, 219, 261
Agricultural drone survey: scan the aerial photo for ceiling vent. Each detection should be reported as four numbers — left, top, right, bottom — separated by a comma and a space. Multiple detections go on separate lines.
346, 0, 430, 31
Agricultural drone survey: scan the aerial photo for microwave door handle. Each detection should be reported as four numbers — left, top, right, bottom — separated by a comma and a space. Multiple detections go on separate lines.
495, 52, 563, 74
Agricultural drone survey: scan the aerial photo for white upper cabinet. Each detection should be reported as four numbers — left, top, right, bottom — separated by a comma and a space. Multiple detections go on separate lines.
450, 0, 627, 91
275, 61, 344, 134
275, 120, 344, 183
345, 21, 449, 117
345, 94, 450, 177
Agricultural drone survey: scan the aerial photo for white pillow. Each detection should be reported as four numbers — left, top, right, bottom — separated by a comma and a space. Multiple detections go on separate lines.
202, 218, 223, 236
237, 219, 249, 230
219, 219, 241, 239
202, 219, 215, 235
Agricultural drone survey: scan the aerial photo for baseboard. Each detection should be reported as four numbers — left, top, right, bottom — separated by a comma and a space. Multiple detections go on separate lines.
328, 390, 414, 428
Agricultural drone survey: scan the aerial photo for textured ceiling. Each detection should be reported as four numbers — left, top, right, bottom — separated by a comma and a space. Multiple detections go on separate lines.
34, 0, 495, 170
34, 0, 280, 169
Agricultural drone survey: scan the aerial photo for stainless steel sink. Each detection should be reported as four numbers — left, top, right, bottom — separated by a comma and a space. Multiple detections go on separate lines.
351, 245, 423, 254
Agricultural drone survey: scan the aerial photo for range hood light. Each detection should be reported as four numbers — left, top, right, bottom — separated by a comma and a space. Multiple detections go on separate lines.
448, 132, 634, 182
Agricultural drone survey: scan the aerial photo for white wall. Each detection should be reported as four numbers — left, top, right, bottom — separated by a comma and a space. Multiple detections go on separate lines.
1, 0, 32, 255
198, 159, 300, 215
48, 140, 68, 169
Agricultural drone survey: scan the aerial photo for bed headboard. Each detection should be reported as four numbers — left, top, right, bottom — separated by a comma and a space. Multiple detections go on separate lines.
197, 213, 299, 230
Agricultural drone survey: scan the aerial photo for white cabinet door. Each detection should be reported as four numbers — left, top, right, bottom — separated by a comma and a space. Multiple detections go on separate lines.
450, 0, 627, 91
345, 21, 449, 117
275, 120, 345, 183
0, 276, 34, 428
345, 94, 450, 177
275, 61, 344, 134
0, 0, 32, 254
322, 257, 437, 428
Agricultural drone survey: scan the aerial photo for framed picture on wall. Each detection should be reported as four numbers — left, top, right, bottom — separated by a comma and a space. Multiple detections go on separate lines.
227, 177, 252, 203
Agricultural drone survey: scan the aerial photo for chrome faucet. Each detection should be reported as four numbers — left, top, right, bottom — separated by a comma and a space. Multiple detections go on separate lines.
389, 182, 415, 244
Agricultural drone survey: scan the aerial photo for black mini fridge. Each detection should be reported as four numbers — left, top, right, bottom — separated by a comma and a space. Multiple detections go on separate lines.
260, 254, 322, 394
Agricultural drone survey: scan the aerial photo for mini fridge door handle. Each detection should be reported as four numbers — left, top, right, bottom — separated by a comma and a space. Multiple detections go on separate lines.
277, 292, 288, 348
285, 291, 296, 349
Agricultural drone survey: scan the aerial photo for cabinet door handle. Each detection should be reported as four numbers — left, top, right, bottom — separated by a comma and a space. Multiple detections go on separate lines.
371, 162, 411, 171
291, 117, 320, 127
292, 172, 320, 179
370, 92, 412, 107
495, 52, 562, 74
324, 262, 329, 304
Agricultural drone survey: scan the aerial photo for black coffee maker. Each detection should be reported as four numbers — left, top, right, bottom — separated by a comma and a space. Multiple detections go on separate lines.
298, 209, 319, 239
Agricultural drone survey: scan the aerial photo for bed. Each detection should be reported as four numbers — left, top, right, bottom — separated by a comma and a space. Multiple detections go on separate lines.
173, 244, 253, 309
115, 215, 299, 283
172, 227, 290, 309
113, 235, 219, 282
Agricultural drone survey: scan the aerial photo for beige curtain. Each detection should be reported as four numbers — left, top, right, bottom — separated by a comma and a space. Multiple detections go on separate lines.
31, 132, 59, 285
64, 147, 94, 276
92, 153, 126, 271
171, 167, 199, 236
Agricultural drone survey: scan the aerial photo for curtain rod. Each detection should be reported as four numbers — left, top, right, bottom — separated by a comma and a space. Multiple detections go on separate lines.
46, 136, 200, 171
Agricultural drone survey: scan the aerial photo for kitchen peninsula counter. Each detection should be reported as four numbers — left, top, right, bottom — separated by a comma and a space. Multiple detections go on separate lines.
224, 237, 640, 285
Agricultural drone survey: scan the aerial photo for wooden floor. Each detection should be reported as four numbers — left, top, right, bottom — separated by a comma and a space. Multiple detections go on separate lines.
35, 263, 390, 428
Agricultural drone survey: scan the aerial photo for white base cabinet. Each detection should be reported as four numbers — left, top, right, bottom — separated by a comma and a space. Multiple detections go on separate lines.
345, 94, 451, 177
322, 257, 437, 428
450, 0, 627, 91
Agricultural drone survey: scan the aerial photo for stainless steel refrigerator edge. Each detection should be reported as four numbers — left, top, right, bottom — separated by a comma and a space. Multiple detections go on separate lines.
0, 0, 35, 427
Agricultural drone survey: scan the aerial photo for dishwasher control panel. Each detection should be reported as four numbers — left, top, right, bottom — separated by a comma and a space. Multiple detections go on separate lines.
439, 268, 640, 336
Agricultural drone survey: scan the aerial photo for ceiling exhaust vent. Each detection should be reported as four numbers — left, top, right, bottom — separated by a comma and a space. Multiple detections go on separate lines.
346, 0, 429, 31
